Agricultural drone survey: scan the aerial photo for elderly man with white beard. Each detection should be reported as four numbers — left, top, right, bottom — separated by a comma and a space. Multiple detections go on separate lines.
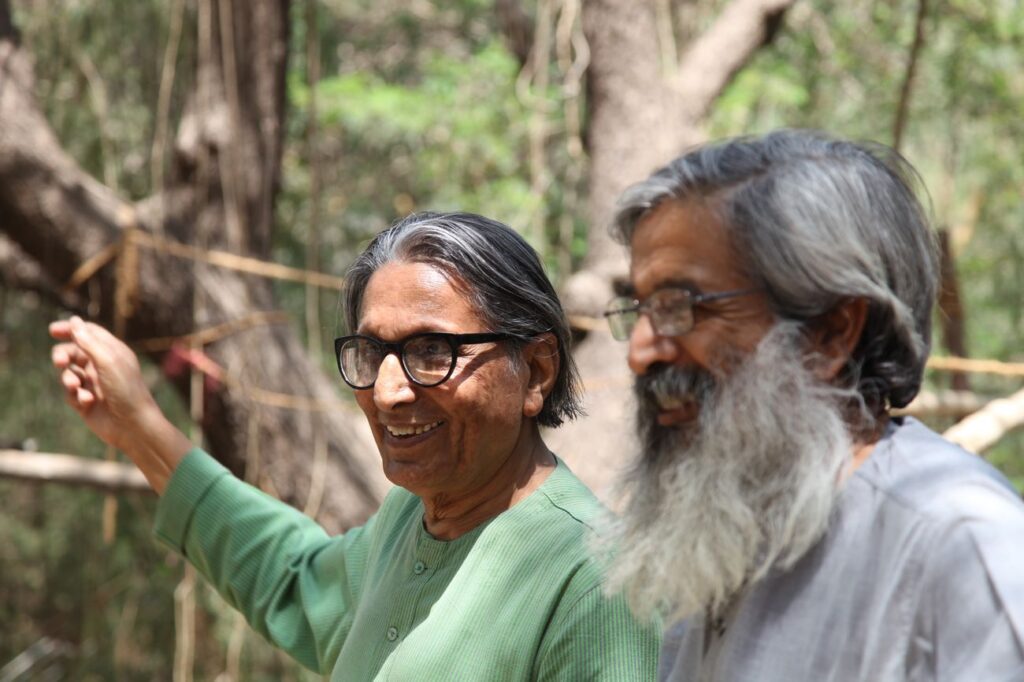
600, 129, 1024, 681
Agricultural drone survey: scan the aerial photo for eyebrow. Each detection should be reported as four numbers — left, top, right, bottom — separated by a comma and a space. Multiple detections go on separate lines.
356, 320, 457, 339
632, 278, 703, 298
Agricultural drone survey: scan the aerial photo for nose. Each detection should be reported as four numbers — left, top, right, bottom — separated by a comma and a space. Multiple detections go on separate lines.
627, 314, 679, 376
373, 353, 416, 410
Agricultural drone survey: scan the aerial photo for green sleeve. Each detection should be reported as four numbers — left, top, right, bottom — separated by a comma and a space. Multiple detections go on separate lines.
153, 448, 377, 673
534, 565, 661, 680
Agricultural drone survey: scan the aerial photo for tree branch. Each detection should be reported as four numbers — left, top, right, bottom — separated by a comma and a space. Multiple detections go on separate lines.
0, 235, 83, 310
0, 450, 153, 494
673, 0, 795, 120
496, 0, 534, 66
944, 385, 1024, 455
893, 389, 985, 419
892, 0, 929, 152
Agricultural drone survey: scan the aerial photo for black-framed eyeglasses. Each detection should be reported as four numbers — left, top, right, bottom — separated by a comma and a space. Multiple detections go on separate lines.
603, 287, 761, 341
334, 331, 523, 389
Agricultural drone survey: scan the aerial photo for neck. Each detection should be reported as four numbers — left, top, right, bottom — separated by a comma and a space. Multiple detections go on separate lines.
846, 413, 890, 475
421, 423, 555, 540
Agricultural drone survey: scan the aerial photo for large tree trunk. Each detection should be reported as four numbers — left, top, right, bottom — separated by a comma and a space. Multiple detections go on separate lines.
550, 0, 795, 496
0, 0, 386, 532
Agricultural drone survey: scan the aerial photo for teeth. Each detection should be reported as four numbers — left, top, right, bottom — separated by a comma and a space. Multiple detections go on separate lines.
386, 421, 442, 437
652, 388, 687, 410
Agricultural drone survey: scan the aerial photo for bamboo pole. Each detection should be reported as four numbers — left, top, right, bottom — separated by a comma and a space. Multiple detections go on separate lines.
943, 386, 1024, 455
0, 451, 151, 493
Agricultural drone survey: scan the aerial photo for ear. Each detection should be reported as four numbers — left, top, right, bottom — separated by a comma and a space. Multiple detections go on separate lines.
522, 333, 559, 419
806, 298, 869, 381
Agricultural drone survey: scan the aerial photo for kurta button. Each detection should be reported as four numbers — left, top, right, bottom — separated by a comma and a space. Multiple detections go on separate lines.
413, 560, 426, 575
386, 626, 399, 641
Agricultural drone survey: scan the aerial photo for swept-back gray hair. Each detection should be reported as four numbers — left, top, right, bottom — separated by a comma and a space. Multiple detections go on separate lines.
343, 211, 583, 428
614, 129, 939, 416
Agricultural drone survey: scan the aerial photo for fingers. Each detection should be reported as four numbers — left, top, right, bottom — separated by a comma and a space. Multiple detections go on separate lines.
76, 386, 96, 408
61, 365, 83, 391
60, 366, 95, 413
51, 316, 139, 412
52, 342, 90, 370
49, 319, 73, 341
68, 316, 111, 365
61, 384, 95, 413
51, 316, 133, 372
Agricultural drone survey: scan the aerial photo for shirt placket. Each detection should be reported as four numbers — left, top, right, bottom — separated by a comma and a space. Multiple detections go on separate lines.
382, 533, 450, 654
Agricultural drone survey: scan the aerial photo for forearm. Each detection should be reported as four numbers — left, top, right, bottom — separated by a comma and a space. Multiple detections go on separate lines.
155, 451, 361, 672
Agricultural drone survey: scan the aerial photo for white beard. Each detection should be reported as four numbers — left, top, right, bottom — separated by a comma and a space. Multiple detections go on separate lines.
601, 323, 858, 623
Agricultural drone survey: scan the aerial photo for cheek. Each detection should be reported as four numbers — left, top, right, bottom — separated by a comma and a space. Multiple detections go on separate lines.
354, 391, 377, 422
453, 367, 527, 437
679, 332, 743, 376
354, 390, 371, 410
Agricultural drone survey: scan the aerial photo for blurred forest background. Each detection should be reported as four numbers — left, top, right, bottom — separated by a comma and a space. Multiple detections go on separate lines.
1, 0, 1023, 678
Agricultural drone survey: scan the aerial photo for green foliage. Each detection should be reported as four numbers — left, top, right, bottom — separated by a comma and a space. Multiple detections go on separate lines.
294, 41, 534, 222
14, 0, 187, 200
278, 0, 585, 296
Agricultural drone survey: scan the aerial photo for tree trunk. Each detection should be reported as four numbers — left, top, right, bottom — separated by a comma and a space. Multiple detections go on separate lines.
0, 0, 386, 532
550, 0, 795, 496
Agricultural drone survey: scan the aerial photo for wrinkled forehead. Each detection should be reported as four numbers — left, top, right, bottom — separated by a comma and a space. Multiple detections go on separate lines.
628, 197, 751, 297
358, 260, 486, 337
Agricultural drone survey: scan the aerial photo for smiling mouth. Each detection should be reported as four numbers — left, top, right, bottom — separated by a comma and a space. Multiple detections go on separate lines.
650, 389, 700, 427
385, 420, 443, 438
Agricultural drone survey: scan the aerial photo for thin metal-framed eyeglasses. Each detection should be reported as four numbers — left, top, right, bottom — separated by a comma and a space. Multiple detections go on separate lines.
333, 331, 523, 389
603, 287, 761, 341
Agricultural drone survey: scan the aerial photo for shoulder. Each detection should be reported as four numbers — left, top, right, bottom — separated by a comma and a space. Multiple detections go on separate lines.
855, 419, 1024, 650
478, 458, 614, 599
532, 456, 607, 529
480, 458, 605, 565
854, 417, 1024, 528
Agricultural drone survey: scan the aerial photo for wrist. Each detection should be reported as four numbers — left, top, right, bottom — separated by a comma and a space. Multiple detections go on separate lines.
122, 400, 191, 494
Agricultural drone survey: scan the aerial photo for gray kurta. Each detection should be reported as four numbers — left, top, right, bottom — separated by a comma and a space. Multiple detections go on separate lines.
659, 417, 1024, 682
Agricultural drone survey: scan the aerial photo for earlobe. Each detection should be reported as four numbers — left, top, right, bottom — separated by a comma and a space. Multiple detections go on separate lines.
809, 298, 869, 381
522, 333, 559, 418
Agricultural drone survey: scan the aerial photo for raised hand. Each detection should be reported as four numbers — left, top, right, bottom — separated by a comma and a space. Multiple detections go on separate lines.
49, 316, 191, 493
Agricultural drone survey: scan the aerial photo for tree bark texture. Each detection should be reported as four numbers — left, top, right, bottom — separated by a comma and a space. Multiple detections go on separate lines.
0, 0, 386, 532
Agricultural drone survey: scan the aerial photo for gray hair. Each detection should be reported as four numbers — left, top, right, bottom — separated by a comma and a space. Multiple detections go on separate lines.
614, 129, 939, 416
343, 211, 583, 428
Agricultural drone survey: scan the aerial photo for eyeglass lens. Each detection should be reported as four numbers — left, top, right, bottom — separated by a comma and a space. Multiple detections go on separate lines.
605, 289, 695, 340
605, 298, 639, 341
339, 335, 456, 388
646, 289, 695, 336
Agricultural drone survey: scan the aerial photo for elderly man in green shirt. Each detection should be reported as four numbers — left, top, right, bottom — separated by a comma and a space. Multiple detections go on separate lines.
51, 212, 659, 680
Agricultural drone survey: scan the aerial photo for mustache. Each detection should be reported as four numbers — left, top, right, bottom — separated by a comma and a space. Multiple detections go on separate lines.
633, 364, 718, 463
634, 363, 717, 408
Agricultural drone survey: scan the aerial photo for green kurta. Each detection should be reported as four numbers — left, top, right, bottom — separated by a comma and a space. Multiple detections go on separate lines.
154, 449, 659, 680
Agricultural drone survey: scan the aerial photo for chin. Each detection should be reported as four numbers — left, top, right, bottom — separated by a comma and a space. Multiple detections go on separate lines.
383, 459, 444, 495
